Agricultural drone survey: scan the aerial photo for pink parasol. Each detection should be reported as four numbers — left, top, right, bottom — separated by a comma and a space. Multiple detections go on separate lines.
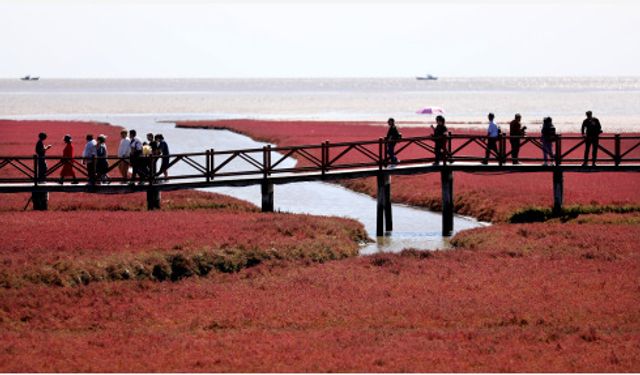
416, 107, 445, 115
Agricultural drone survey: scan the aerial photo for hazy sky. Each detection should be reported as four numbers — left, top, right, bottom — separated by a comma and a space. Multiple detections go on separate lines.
1, 0, 639, 78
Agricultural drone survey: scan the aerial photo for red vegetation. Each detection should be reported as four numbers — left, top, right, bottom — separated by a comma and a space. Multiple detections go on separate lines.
1, 120, 638, 372
0, 119, 123, 179
0, 190, 256, 212
178, 120, 640, 221
0, 120, 122, 156
1, 214, 639, 372
0, 120, 367, 287
0, 205, 365, 286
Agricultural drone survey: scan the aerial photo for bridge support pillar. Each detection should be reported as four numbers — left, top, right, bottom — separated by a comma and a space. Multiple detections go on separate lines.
32, 192, 48, 211
146, 188, 161, 210
261, 181, 274, 212
384, 174, 392, 232
376, 173, 392, 236
441, 167, 454, 236
553, 169, 563, 215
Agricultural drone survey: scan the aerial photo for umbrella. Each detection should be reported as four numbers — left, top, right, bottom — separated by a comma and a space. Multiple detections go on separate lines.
416, 107, 445, 115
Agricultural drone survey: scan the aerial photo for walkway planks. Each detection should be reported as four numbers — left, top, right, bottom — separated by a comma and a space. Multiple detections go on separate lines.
2, 134, 639, 236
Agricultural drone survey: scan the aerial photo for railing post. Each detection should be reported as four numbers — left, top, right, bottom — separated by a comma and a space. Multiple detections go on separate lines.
615, 134, 621, 166
149, 155, 156, 185
498, 133, 505, 166
88, 156, 96, 186
325, 141, 330, 173
263, 145, 271, 178
321, 141, 327, 175
205, 149, 211, 182
33, 155, 38, 186
447, 132, 453, 164
214, 149, 216, 180
262, 145, 274, 212
555, 134, 562, 166
378, 137, 385, 170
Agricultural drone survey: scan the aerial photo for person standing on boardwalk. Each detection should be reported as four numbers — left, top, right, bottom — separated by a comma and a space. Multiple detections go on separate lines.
481, 113, 500, 165
129, 130, 144, 185
385, 118, 402, 166
146, 132, 159, 176
581, 110, 602, 166
35, 132, 52, 182
509, 113, 527, 165
96, 134, 110, 184
58, 134, 78, 184
82, 134, 97, 185
117, 130, 131, 183
155, 134, 170, 180
541, 117, 557, 166
431, 115, 448, 165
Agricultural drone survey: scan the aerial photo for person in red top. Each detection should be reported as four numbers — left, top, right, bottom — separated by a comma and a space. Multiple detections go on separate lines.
59, 134, 78, 184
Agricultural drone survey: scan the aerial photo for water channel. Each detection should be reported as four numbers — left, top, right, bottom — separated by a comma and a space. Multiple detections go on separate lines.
10, 114, 487, 254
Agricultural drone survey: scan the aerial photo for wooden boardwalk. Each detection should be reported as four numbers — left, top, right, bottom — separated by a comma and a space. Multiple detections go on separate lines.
2, 133, 639, 236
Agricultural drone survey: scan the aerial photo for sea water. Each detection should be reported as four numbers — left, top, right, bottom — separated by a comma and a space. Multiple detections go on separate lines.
1, 77, 639, 131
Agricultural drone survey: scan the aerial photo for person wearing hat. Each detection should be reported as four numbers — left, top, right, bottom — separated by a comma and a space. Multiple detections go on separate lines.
96, 134, 110, 184
59, 134, 78, 184
35, 132, 52, 182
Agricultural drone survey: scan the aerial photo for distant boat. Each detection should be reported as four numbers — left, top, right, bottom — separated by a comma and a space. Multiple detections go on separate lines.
20, 75, 40, 81
416, 74, 438, 81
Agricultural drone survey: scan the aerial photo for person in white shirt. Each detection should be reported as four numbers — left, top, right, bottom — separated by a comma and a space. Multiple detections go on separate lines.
117, 130, 131, 183
128, 129, 144, 185
481, 113, 500, 165
82, 134, 98, 184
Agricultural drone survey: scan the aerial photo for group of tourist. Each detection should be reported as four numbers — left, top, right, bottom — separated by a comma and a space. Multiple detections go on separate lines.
35, 112, 604, 184
36, 129, 170, 185
385, 111, 603, 167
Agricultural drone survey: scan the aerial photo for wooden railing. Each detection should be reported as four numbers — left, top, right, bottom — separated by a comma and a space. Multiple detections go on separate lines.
1, 134, 639, 185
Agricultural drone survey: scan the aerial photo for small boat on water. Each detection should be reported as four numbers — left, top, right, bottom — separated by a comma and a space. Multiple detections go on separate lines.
416, 74, 438, 81
20, 75, 40, 81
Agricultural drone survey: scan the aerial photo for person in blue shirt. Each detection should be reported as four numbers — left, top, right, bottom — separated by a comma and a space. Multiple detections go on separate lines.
481, 113, 500, 165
